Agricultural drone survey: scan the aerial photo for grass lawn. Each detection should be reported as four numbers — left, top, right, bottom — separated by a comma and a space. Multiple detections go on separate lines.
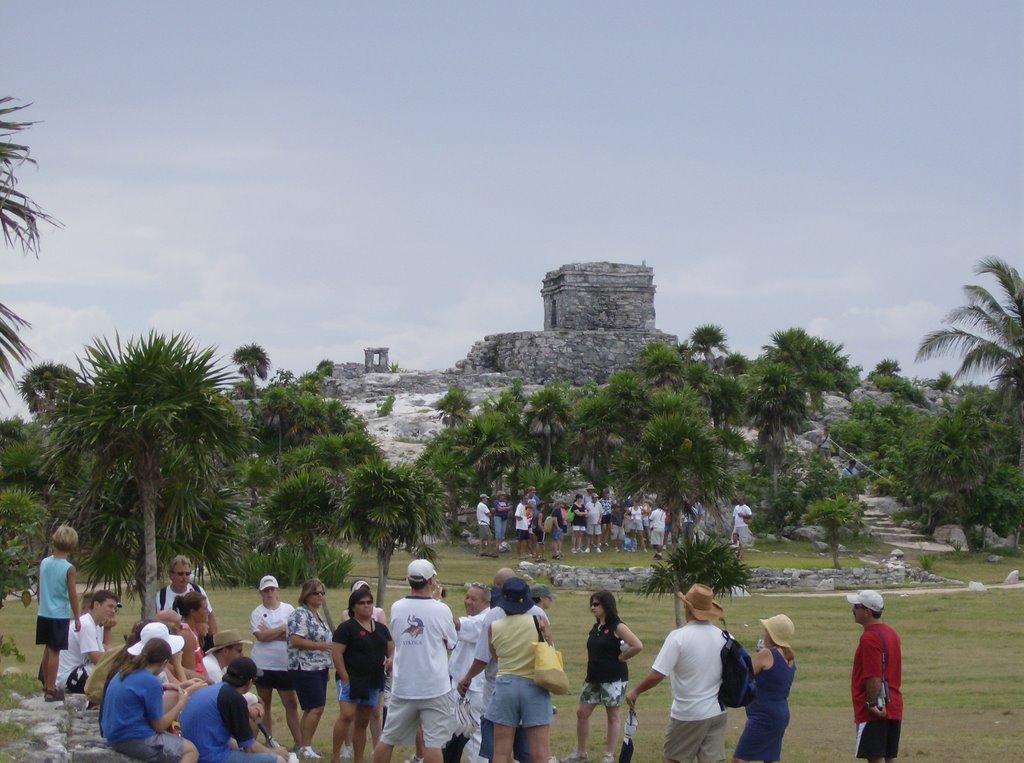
1, 542, 1021, 762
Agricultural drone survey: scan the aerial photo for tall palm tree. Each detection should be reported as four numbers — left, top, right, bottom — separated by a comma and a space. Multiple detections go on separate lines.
917, 257, 1024, 468
231, 343, 271, 385
436, 387, 472, 430
18, 361, 75, 415
746, 362, 807, 495
1, 98, 59, 388
689, 324, 728, 367
340, 457, 446, 606
525, 383, 571, 467
47, 332, 248, 619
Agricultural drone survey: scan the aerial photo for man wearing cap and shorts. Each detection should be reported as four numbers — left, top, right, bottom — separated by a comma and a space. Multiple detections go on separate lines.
372, 560, 458, 763
477, 494, 497, 557
180, 656, 290, 762
848, 590, 902, 763
626, 583, 728, 763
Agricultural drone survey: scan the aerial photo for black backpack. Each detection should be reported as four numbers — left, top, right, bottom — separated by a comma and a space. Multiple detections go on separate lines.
718, 629, 757, 709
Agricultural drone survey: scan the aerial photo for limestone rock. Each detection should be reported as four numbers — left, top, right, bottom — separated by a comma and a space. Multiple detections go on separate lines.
889, 549, 905, 559
812, 541, 829, 554
1004, 570, 1020, 584
934, 524, 968, 549
794, 526, 826, 542
967, 581, 987, 592
986, 554, 1003, 564
815, 578, 835, 591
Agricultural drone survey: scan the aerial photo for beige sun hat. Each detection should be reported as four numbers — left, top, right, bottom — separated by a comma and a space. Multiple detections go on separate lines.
676, 583, 724, 621
760, 614, 795, 648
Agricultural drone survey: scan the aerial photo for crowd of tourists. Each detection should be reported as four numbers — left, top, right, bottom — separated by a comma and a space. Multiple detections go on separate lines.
35, 520, 903, 763
475, 487, 737, 562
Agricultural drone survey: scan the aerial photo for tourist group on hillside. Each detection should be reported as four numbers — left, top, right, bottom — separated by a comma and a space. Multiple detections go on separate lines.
35, 519, 902, 763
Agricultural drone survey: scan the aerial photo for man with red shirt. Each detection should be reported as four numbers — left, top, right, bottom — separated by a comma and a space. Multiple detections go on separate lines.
847, 590, 902, 762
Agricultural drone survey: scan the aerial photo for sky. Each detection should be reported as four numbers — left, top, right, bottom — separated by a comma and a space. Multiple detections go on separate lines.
3, 2, 1023, 415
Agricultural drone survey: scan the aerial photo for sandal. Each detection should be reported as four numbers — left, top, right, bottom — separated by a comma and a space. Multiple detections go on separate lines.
44, 689, 65, 702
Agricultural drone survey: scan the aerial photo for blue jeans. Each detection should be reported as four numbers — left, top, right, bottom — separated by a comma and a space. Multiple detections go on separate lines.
493, 516, 508, 540
225, 751, 281, 763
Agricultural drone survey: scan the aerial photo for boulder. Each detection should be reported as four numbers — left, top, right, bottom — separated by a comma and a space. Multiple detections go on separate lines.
794, 526, 826, 542
968, 581, 987, 592
815, 578, 836, 591
1004, 570, 1020, 584
889, 549, 905, 559
934, 524, 968, 549
812, 541, 829, 554
986, 555, 1003, 564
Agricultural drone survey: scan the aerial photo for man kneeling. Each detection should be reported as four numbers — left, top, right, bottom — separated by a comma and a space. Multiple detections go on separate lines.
180, 656, 289, 763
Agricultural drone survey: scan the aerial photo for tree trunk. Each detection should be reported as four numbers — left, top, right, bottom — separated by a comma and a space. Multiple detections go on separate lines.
137, 457, 161, 622
377, 549, 392, 609
673, 590, 683, 628
830, 529, 840, 570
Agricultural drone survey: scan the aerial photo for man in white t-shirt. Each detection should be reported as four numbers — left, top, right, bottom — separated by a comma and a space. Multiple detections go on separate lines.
445, 583, 491, 763
626, 584, 727, 763
156, 554, 218, 638
58, 589, 119, 694
373, 560, 457, 763
584, 486, 603, 553
732, 496, 753, 560
476, 494, 496, 557
649, 505, 667, 560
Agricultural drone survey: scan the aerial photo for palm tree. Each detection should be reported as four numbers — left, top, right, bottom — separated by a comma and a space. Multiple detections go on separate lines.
689, 324, 728, 367
1, 98, 59, 388
762, 327, 856, 400
47, 332, 248, 618
340, 457, 446, 606
636, 342, 685, 389
231, 343, 271, 385
267, 470, 342, 596
436, 387, 472, 430
746, 362, 807, 495
917, 257, 1024, 468
525, 383, 571, 467
803, 495, 863, 569
639, 536, 749, 627
18, 361, 75, 415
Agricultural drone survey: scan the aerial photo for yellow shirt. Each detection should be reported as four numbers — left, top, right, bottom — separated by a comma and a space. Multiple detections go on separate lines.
490, 614, 538, 678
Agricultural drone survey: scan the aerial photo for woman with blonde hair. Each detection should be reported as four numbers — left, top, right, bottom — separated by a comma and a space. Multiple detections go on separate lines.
732, 614, 797, 763
288, 578, 333, 759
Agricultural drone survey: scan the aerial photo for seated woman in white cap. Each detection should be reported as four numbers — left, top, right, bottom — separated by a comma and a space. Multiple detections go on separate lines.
100, 630, 199, 762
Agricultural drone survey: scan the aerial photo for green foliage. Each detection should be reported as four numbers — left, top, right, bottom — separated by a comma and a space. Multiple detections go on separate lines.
746, 362, 807, 494
215, 543, 352, 588
46, 332, 249, 616
639, 536, 750, 627
525, 383, 572, 467
803, 494, 863, 568
636, 341, 685, 389
266, 469, 342, 576
517, 464, 574, 502
18, 361, 76, 415
315, 359, 335, 377
0, 488, 44, 610
932, 371, 955, 391
917, 553, 937, 572
965, 462, 1024, 543
231, 343, 271, 384
436, 387, 472, 429
761, 327, 859, 398
870, 358, 902, 379
376, 393, 395, 417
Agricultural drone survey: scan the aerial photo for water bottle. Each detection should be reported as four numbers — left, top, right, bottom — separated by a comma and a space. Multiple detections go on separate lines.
755, 638, 765, 652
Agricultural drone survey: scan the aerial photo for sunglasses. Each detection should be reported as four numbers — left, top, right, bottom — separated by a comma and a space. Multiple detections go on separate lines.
310, 591, 326, 596
589, 602, 601, 608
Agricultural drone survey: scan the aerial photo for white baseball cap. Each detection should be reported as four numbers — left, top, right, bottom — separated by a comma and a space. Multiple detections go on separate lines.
258, 575, 280, 591
128, 622, 185, 656
846, 590, 884, 611
407, 559, 437, 582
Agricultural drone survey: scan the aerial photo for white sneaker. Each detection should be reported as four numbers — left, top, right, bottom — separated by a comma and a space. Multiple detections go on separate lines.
340, 745, 353, 760
403, 757, 424, 763
583, 547, 590, 553
561, 753, 589, 763
299, 747, 322, 760
595, 547, 602, 554
601, 753, 615, 763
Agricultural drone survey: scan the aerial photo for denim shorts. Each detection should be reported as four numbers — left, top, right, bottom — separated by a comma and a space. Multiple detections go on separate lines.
484, 674, 552, 728
336, 679, 381, 707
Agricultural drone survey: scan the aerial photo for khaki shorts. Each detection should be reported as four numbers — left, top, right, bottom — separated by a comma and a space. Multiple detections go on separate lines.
381, 693, 455, 748
663, 712, 727, 763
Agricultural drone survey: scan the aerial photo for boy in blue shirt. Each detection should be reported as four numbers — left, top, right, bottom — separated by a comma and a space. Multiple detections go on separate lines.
37, 524, 81, 702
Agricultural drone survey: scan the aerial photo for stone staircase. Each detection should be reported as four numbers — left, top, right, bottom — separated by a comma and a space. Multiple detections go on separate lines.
860, 497, 956, 552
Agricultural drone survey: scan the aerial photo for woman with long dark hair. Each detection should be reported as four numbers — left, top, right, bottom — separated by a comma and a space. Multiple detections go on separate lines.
101, 637, 198, 762
562, 590, 643, 763
330, 588, 394, 763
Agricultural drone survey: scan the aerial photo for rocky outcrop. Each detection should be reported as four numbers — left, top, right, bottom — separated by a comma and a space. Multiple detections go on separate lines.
0, 692, 136, 762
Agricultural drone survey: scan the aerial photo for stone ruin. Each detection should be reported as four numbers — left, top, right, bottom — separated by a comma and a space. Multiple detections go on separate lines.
452, 262, 677, 384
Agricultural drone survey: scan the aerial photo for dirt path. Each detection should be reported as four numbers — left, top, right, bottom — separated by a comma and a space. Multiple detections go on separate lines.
759, 581, 1024, 597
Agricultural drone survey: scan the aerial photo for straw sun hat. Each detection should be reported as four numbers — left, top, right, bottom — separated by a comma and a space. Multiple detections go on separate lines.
676, 583, 724, 621
760, 614, 795, 648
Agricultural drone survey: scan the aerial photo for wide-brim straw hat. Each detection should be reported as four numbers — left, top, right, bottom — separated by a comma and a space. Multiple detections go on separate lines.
676, 583, 724, 621
760, 614, 795, 648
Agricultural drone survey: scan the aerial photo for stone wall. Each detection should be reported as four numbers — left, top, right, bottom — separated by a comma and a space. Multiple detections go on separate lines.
452, 328, 679, 385
542, 262, 657, 331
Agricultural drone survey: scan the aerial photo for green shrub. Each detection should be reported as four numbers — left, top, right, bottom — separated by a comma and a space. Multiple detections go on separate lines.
918, 553, 937, 572
214, 543, 352, 588
376, 394, 396, 417
871, 476, 896, 496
